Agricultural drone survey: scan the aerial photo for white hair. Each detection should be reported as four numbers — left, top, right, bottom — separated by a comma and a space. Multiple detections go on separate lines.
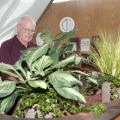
17, 15, 36, 26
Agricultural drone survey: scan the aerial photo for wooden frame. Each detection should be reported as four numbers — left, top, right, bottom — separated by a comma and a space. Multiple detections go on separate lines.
80, 37, 91, 53
70, 36, 100, 53
69, 37, 80, 51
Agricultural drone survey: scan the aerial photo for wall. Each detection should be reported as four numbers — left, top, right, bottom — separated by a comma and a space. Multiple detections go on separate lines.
36, 0, 120, 38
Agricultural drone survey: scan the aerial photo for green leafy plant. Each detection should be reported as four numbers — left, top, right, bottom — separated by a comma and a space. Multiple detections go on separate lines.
90, 32, 120, 101
91, 32, 120, 80
0, 30, 97, 114
110, 87, 119, 100
86, 103, 106, 116
14, 88, 106, 118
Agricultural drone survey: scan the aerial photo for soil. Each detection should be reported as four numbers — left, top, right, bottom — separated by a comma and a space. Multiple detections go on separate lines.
86, 90, 102, 104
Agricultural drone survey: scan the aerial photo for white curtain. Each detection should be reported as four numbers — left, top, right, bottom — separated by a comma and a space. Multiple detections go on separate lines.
0, 0, 51, 46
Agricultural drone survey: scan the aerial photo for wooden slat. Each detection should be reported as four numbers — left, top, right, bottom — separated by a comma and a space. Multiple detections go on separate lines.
36, 0, 120, 37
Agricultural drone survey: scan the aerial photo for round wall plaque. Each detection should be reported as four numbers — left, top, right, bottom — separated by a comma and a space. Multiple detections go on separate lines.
60, 17, 75, 32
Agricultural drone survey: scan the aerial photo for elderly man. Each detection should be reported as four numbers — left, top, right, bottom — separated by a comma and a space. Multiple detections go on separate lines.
0, 16, 36, 64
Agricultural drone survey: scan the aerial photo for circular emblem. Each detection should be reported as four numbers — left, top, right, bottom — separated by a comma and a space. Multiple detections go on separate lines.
60, 17, 75, 32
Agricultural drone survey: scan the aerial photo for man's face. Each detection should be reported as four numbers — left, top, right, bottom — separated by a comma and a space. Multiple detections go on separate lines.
17, 21, 35, 43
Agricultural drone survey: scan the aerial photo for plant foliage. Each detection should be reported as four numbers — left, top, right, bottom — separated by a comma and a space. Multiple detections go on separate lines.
91, 32, 120, 80
15, 88, 106, 118
0, 30, 97, 114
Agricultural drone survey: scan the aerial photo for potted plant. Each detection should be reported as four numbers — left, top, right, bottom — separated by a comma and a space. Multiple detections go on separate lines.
90, 31, 120, 102
0, 30, 101, 119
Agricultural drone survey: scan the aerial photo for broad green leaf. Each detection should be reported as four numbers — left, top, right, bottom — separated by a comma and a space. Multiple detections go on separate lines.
72, 86, 80, 91
54, 87, 86, 103
48, 71, 82, 88
0, 77, 2, 83
0, 91, 18, 113
40, 31, 55, 44
26, 71, 32, 80
14, 61, 27, 78
20, 47, 37, 61
33, 55, 53, 76
26, 44, 49, 69
28, 80, 48, 89
49, 43, 62, 63
0, 63, 24, 82
74, 56, 82, 65
55, 29, 76, 40
51, 56, 81, 69
71, 70, 89, 76
48, 31, 74, 62
51, 56, 75, 69
55, 42, 73, 58
48, 30, 76, 63
87, 77, 98, 85
36, 55, 53, 69
0, 63, 13, 71
62, 41, 73, 52
0, 71, 19, 79
0, 63, 18, 75
0, 81, 16, 98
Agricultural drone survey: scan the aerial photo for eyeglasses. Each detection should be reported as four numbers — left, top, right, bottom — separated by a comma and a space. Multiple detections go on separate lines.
19, 24, 35, 33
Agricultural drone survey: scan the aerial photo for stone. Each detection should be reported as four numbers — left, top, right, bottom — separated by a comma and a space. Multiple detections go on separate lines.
44, 112, 53, 119
25, 108, 35, 118
116, 88, 120, 99
102, 82, 111, 103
